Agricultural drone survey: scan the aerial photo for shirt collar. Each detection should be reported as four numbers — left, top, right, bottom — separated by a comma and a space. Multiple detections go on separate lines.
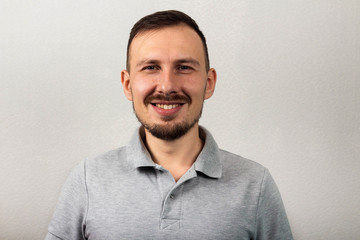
194, 126, 222, 178
126, 126, 222, 179
126, 127, 156, 169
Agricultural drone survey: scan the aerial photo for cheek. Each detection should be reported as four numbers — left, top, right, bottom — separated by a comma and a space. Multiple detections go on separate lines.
182, 80, 207, 98
131, 79, 156, 101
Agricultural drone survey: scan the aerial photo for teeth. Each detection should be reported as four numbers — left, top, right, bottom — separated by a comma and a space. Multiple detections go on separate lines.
156, 104, 179, 109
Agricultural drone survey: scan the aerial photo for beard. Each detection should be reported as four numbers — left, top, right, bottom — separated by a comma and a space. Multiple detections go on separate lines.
133, 93, 204, 141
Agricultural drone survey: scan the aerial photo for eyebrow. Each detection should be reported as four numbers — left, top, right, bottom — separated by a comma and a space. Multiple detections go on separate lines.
135, 58, 200, 69
174, 58, 200, 67
135, 59, 160, 69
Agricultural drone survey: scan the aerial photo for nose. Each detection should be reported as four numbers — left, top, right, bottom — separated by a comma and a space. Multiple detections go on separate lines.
156, 69, 179, 94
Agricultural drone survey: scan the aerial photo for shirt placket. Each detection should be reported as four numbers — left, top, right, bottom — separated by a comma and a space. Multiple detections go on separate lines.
155, 164, 197, 231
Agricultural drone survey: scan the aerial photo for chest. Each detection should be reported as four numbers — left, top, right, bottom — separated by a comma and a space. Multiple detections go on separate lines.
84, 169, 259, 239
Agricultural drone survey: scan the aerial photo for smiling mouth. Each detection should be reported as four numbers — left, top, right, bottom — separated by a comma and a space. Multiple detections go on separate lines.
152, 103, 183, 109
149, 102, 185, 117
145, 94, 191, 107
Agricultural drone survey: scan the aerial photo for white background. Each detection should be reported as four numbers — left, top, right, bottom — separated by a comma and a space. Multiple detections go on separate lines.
1, 0, 359, 239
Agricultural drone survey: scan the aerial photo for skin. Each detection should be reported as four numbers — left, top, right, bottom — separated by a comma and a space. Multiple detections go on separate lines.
121, 24, 217, 181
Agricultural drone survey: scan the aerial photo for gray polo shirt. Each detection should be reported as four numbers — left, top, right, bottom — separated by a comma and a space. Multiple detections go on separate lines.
46, 127, 293, 240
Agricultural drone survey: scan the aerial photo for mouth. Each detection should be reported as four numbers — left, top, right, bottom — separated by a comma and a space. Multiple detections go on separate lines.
150, 103, 184, 109
145, 94, 191, 117
150, 102, 185, 116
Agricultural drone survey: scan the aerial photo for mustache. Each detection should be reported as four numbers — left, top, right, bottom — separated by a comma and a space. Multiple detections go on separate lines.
144, 93, 191, 105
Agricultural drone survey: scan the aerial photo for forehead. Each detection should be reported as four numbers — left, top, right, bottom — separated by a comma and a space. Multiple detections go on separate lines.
129, 25, 205, 68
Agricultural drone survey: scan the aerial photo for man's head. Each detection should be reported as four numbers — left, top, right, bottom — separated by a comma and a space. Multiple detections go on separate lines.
121, 10, 216, 141
126, 10, 210, 72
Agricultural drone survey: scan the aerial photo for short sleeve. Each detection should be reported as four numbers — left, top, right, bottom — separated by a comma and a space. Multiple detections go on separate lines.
45, 161, 88, 240
255, 169, 293, 240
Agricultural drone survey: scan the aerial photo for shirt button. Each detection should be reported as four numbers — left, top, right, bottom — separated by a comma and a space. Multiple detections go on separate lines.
170, 194, 175, 199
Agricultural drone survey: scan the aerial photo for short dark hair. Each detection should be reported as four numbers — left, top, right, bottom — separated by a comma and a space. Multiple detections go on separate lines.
126, 10, 210, 72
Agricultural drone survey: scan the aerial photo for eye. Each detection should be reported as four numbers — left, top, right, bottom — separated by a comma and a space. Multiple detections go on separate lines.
178, 65, 192, 71
143, 65, 158, 71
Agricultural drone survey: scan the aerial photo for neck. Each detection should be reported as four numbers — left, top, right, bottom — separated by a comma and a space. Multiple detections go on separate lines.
143, 124, 204, 181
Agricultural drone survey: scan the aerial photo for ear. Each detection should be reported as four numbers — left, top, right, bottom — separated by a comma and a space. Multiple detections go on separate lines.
121, 70, 133, 101
204, 68, 217, 100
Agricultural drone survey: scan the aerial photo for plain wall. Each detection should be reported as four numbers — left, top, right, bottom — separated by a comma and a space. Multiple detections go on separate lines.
1, 0, 359, 239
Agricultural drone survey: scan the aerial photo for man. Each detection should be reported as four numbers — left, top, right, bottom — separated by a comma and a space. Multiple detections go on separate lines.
46, 10, 293, 239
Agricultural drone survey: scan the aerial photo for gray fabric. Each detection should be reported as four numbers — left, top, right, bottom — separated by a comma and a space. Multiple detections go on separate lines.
46, 127, 293, 240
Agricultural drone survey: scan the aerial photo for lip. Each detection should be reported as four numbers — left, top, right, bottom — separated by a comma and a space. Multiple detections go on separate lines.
150, 100, 185, 104
150, 103, 184, 116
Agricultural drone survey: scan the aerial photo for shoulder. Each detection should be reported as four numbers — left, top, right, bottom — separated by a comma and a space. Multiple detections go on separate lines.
219, 149, 266, 172
85, 146, 127, 165
76, 146, 131, 178
218, 149, 268, 183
